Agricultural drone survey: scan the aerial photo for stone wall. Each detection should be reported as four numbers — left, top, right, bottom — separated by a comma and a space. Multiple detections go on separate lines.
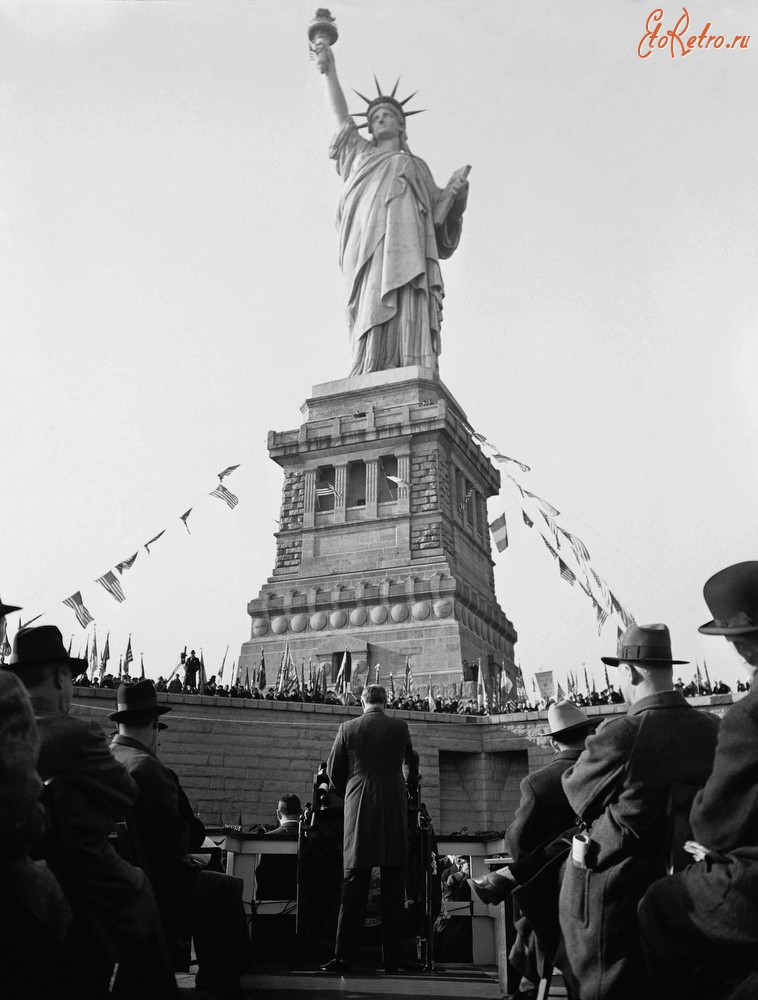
71, 687, 733, 834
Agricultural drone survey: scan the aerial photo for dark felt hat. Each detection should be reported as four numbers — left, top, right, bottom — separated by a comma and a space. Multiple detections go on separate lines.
546, 700, 599, 740
8, 625, 87, 673
109, 679, 171, 721
0, 596, 21, 617
601, 623, 688, 667
699, 561, 758, 636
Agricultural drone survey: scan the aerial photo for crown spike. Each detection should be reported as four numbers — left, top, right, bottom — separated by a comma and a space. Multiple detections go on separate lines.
352, 88, 372, 105
404, 109, 425, 117
390, 77, 401, 98
374, 73, 383, 97
399, 90, 419, 107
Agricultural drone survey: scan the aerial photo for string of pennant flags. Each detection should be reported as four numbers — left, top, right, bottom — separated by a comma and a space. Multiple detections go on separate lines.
466, 425, 636, 639
59, 464, 241, 629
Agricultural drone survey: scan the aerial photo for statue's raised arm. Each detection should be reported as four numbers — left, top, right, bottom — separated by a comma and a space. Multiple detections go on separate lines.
309, 10, 470, 378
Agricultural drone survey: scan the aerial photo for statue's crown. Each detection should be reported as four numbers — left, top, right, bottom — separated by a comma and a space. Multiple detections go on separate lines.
353, 75, 425, 130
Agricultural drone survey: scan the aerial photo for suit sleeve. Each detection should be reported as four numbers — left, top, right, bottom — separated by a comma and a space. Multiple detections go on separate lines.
506, 775, 539, 861
561, 718, 632, 826
130, 758, 190, 865
327, 724, 349, 795
691, 699, 758, 851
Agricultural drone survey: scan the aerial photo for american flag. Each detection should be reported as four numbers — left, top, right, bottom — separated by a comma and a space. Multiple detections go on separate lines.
217, 464, 240, 481
594, 601, 609, 636
524, 490, 560, 518
491, 452, 531, 474
558, 528, 591, 564
97, 571, 126, 604
63, 592, 94, 628
559, 559, 576, 586
541, 535, 558, 559
180, 509, 192, 534
116, 552, 138, 574
611, 594, 636, 628
100, 633, 110, 678
210, 484, 239, 509
316, 483, 342, 503
124, 636, 133, 671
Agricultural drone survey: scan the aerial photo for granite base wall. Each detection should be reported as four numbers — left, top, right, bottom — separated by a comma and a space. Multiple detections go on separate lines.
71, 687, 732, 835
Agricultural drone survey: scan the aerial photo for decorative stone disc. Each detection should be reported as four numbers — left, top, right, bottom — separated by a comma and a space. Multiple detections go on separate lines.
390, 604, 409, 622
433, 599, 453, 619
271, 616, 288, 635
252, 619, 269, 637
330, 610, 347, 629
412, 601, 430, 620
350, 607, 367, 626
370, 605, 388, 624
290, 614, 307, 633
310, 612, 327, 631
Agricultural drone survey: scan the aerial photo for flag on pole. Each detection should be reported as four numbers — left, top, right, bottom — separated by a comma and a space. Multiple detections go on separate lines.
116, 552, 138, 574
100, 633, 110, 680
404, 657, 413, 695
427, 679, 435, 712
489, 513, 509, 553
258, 649, 266, 690
604, 665, 612, 692
89, 630, 98, 678
477, 659, 488, 711
217, 464, 240, 481
556, 680, 567, 701
63, 592, 94, 628
374, 663, 380, 685
144, 531, 165, 554
695, 661, 703, 694
140, 654, 145, 680
703, 659, 711, 693
118, 655, 123, 680
584, 665, 591, 695
83, 635, 89, 667
97, 571, 126, 603
124, 636, 133, 675
243, 665, 250, 693
389, 672, 395, 700
210, 483, 238, 509
180, 509, 192, 534
199, 650, 206, 691
219, 646, 229, 682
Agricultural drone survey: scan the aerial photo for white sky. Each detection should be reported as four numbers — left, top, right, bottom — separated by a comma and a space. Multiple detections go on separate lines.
2, 0, 757, 691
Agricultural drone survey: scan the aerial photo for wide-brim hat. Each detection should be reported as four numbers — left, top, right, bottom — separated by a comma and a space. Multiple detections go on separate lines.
8, 625, 87, 673
699, 561, 758, 635
109, 679, 171, 721
0, 596, 21, 617
547, 700, 599, 740
602, 623, 688, 667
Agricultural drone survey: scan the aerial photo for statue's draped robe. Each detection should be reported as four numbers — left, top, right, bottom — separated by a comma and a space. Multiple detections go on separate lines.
330, 119, 463, 376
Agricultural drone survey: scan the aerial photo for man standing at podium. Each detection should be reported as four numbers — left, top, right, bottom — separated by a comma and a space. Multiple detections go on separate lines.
320, 683, 418, 973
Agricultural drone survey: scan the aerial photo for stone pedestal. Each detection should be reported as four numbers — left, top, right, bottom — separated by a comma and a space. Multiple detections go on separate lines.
240, 367, 517, 694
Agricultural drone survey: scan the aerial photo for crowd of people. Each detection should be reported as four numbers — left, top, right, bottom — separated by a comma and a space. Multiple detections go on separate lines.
4, 558, 758, 999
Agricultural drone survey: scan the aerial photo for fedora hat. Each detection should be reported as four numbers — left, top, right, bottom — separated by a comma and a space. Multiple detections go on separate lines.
699, 561, 758, 635
0, 596, 21, 617
547, 700, 598, 740
109, 679, 171, 722
601, 623, 688, 667
8, 625, 87, 673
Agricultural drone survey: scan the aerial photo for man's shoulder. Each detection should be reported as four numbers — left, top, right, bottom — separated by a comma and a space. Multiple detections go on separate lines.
36, 712, 107, 754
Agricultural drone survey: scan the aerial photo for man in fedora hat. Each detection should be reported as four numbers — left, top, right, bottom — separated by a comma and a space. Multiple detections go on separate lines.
468, 701, 599, 998
110, 679, 251, 1000
640, 562, 758, 999
4, 625, 176, 998
557, 623, 719, 1000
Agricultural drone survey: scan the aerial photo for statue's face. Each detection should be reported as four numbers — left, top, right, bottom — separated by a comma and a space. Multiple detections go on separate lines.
369, 104, 403, 140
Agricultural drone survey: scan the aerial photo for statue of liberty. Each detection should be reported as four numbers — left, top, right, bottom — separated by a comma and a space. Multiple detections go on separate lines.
310, 13, 470, 377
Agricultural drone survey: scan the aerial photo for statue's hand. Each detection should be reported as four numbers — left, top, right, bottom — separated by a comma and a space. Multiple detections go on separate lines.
446, 175, 469, 214
311, 37, 335, 75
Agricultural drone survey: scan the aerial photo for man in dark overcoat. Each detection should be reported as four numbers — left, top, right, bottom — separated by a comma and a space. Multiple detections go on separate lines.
320, 683, 417, 973
640, 562, 758, 999
468, 701, 599, 997
110, 679, 251, 1000
558, 623, 719, 1000
5, 625, 176, 998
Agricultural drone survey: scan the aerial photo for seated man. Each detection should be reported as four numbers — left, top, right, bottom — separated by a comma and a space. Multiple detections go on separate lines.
5, 625, 175, 999
640, 562, 758, 999
558, 623, 719, 1000
109, 679, 251, 1000
254, 793, 302, 962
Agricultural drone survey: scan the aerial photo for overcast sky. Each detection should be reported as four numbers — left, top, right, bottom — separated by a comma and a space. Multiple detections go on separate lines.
2, 0, 757, 691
